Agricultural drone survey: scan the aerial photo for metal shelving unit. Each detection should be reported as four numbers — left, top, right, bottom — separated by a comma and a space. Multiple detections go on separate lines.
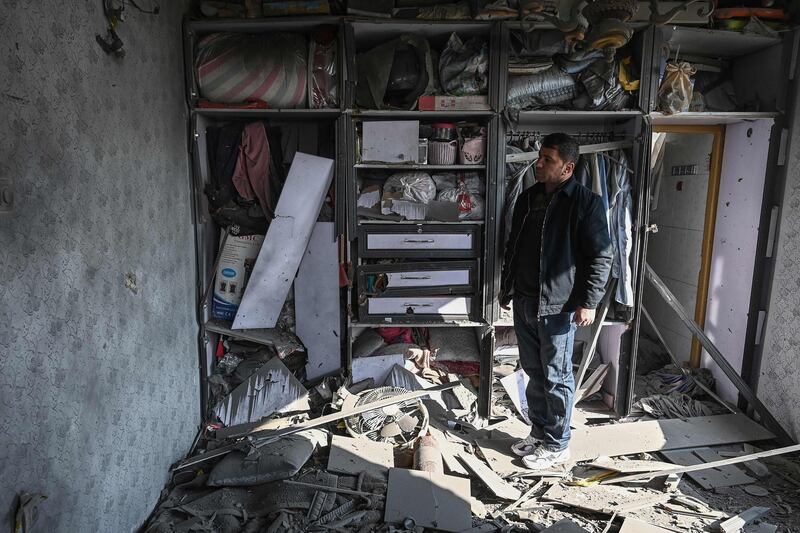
183, 14, 794, 420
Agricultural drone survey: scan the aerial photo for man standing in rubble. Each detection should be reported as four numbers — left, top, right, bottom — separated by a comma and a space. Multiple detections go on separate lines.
499, 132, 612, 470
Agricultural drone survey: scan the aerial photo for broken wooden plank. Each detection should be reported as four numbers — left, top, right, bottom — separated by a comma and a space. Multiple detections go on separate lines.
327, 435, 394, 477
384, 468, 471, 532
457, 452, 522, 500
618, 517, 673, 533
588, 457, 677, 474
428, 427, 469, 476
717, 506, 770, 532
542, 483, 669, 515
604, 444, 800, 484
474, 438, 527, 476
645, 265, 791, 443
569, 414, 774, 462
692, 448, 756, 487
660, 448, 755, 490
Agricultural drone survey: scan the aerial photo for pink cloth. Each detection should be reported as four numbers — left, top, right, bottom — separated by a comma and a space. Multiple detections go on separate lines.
232, 122, 274, 218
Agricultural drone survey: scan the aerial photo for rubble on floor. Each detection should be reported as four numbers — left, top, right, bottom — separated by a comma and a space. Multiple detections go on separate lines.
143, 329, 800, 532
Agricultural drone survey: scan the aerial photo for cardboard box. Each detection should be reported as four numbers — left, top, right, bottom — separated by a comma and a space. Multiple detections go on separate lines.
418, 95, 490, 111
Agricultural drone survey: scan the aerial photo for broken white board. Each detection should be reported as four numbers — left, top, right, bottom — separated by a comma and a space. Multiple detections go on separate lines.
362, 121, 419, 163
328, 435, 394, 477
214, 357, 310, 427
233, 153, 335, 329
351, 354, 404, 385
456, 452, 521, 500
500, 369, 530, 423
385, 468, 471, 532
295, 222, 341, 381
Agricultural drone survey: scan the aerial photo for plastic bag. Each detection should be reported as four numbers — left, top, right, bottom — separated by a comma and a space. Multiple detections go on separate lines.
432, 172, 485, 193
196, 32, 308, 108
658, 62, 696, 115
384, 172, 437, 203
439, 33, 489, 96
436, 187, 485, 220
309, 29, 339, 109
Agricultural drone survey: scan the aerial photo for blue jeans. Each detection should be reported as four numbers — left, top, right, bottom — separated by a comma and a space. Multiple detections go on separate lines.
513, 294, 576, 452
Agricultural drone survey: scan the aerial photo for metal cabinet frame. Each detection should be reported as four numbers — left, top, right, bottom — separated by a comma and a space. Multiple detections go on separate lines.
183, 14, 793, 421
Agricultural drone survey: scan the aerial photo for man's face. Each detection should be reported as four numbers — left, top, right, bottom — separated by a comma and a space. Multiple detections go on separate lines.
536, 146, 575, 185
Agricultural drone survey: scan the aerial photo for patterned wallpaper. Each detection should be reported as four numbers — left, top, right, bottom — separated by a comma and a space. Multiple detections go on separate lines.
0, 2, 198, 532
758, 79, 800, 441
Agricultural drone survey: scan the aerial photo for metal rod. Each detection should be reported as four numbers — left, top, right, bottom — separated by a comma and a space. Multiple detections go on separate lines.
644, 263, 792, 443
641, 306, 735, 414
282, 480, 384, 498
604, 443, 800, 484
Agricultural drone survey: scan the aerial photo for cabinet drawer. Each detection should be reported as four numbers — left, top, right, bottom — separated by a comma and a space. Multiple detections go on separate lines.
362, 296, 473, 320
358, 224, 481, 258
358, 261, 478, 296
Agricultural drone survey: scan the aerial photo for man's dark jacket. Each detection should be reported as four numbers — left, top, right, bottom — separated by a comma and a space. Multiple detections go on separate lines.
500, 177, 613, 316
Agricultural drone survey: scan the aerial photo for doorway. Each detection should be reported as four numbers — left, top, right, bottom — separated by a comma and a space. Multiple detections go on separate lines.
641, 125, 725, 369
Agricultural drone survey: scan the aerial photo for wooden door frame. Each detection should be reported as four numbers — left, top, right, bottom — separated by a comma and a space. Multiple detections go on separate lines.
652, 124, 725, 369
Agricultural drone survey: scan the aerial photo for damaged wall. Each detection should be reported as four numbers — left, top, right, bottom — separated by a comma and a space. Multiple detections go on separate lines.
759, 89, 800, 441
0, 3, 198, 532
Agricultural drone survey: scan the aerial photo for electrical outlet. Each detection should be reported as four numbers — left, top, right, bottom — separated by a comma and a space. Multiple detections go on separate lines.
0, 179, 13, 213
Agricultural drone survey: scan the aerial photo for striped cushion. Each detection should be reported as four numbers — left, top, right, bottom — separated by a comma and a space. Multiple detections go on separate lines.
196, 32, 308, 108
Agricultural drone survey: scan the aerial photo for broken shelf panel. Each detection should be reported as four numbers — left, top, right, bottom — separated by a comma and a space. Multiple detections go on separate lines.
327, 435, 394, 477
295, 222, 342, 381
384, 468, 471, 532
233, 153, 335, 330
456, 452, 522, 500
661, 448, 755, 490
213, 357, 310, 427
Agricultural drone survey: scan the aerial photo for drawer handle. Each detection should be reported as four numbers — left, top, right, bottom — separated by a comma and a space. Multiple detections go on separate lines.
400, 275, 432, 280
403, 303, 433, 307
403, 239, 435, 243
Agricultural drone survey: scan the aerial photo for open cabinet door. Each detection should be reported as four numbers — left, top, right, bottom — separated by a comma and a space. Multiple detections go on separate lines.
624, 116, 654, 415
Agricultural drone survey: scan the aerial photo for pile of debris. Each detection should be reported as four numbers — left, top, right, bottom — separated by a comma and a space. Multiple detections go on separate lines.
142, 339, 800, 533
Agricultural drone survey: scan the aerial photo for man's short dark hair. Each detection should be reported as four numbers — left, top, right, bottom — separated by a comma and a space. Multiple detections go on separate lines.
541, 133, 579, 165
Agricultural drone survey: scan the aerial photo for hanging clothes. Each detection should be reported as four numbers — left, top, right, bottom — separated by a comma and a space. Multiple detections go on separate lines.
606, 149, 634, 307
232, 122, 277, 219
577, 149, 634, 307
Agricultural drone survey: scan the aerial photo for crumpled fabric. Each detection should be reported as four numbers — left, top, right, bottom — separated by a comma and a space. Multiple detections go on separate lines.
629, 392, 714, 420
232, 122, 277, 218
636, 364, 716, 397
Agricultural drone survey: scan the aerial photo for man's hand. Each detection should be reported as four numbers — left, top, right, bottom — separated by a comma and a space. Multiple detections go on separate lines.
500, 303, 510, 310
574, 307, 596, 327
